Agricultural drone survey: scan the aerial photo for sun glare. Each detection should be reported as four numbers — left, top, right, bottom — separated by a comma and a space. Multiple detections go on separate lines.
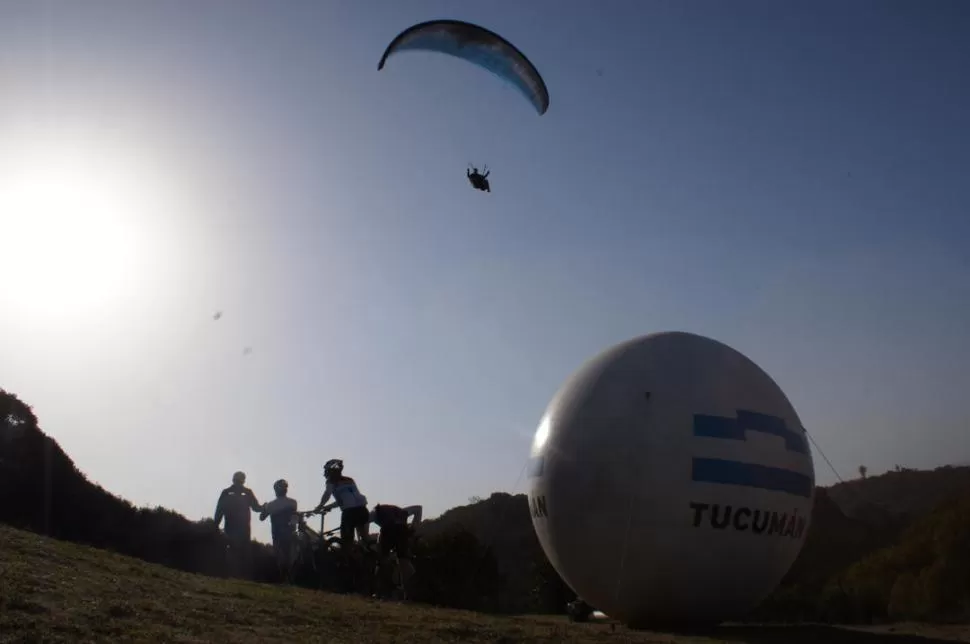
0, 139, 161, 322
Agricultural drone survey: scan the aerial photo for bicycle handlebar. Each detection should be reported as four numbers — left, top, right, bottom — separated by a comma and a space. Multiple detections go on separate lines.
297, 508, 335, 518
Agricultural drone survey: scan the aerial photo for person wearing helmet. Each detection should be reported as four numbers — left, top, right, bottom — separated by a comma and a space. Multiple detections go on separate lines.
313, 459, 370, 547
214, 471, 262, 578
260, 479, 299, 581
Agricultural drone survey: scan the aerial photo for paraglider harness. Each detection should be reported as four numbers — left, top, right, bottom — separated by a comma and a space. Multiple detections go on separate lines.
467, 164, 491, 193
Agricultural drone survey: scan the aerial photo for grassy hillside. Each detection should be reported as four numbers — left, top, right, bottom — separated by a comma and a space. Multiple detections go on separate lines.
3, 524, 970, 643
0, 523, 607, 643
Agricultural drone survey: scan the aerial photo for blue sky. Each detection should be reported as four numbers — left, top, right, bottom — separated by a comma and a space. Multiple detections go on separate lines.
1, 1, 968, 543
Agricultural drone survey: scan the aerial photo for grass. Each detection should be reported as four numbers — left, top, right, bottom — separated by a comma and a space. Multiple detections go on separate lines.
1, 525, 969, 643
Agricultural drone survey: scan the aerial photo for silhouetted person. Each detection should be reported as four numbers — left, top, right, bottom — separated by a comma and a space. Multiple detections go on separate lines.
313, 459, 369, 548
260, 478, 298, 583
370, 503, 422, 594
467, 167, 482, 189
214, 471, 261, 578
467, 166, 491, 192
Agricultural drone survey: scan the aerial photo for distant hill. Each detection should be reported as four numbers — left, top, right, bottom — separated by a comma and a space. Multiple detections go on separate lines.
828, 465, 970, 522
843, 493, 970, 622
419, 492, 557, 613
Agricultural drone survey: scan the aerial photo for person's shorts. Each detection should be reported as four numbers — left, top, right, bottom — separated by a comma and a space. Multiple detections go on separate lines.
379, 523, 410, 559
340, 506, 369, 544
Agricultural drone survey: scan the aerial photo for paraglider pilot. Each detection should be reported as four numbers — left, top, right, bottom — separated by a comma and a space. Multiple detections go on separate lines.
467, 165, 491, 193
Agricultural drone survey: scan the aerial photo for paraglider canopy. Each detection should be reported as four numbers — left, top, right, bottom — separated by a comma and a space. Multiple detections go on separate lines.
378, 19, 549, 116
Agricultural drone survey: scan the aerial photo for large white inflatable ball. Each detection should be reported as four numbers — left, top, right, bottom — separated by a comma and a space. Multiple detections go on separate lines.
528, 331, 814, 627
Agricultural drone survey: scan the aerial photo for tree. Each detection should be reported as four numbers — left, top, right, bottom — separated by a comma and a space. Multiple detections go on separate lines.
859, 465, 868, 479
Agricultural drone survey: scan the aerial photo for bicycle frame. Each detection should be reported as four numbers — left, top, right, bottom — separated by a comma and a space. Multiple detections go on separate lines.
286, 509, 418, 599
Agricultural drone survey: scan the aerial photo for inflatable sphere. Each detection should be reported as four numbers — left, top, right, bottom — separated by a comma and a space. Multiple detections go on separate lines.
528, 331, 815, 627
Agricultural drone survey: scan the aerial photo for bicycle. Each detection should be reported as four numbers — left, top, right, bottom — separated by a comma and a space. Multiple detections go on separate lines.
289, 509, 419, 600
317, 509, 421, 600
284, 509, 358, 589
369, 525, 425, 601
303, 508, 383, 596
284, 510, 330, 587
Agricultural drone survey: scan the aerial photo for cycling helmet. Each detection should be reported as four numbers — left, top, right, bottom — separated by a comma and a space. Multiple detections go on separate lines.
273, 479, 288, 496
323, 459, 344, 479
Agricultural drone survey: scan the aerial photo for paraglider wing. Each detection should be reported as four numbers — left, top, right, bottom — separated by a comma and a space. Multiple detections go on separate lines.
378, 19, 549, 115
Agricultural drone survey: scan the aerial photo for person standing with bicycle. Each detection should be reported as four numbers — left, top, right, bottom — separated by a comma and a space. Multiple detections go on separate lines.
371, 504, 422, 555
313, 459, 370, 547
370, 504, 422, 596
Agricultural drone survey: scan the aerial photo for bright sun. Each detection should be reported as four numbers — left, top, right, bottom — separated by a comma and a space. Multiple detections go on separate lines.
0, 139, 158, 321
